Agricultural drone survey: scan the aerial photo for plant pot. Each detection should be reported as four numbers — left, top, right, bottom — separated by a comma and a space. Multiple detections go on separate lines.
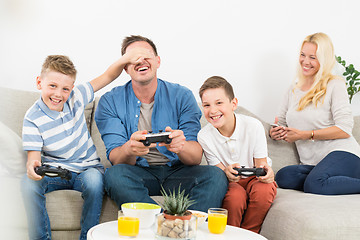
163, 210, 192, 221
155, 213, 197, 239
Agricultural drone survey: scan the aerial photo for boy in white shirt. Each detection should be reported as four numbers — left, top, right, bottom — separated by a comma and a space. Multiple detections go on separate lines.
197, 76, 277, 233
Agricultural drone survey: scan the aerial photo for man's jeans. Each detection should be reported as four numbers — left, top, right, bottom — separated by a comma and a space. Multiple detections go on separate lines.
276, 151, 360, 195
104, 163, 228, 212
21, 168, 104, 240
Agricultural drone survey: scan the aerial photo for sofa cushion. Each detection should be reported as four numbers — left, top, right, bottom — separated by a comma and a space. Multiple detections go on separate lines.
261, 189, 360, 240
46, 190, 119, 231
266, 134, 300, 174
0, 121, 26, 177
46, 190, 84, 231
234, 105, 300, 174
91, 98, 112, 169
0, 175, 28, 239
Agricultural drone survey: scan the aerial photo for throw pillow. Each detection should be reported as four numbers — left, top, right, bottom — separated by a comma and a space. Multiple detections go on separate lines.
0, 121, 26, 177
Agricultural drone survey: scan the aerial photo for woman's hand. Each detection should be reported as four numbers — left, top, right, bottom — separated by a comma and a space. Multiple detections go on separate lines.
270, 126, 287, 140
283, 127, 311, 143
269, 117, 286, 140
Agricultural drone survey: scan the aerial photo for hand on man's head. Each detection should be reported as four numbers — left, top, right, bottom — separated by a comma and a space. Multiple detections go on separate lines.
123, 47, 156, 66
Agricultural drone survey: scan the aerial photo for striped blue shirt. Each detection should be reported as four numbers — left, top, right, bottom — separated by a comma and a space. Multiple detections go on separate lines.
22, 82, 103, 173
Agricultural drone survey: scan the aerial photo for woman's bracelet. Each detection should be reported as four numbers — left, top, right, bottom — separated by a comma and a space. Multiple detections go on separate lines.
310, 130, 315, 141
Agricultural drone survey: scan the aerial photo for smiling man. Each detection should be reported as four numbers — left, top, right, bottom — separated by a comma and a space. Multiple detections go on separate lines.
95, 35, 228, 211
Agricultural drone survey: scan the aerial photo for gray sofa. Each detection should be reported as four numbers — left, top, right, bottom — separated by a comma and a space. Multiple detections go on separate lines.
1, 86, 360, 240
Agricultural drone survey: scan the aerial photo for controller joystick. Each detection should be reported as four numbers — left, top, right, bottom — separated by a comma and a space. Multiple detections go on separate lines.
233, 166, 266, 177
141, 131, 172, 146
35, 164, 72, 180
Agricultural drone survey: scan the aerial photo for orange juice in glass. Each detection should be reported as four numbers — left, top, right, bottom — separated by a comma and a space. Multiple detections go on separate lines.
118, 211, 139, 237
208, 208, 228, 234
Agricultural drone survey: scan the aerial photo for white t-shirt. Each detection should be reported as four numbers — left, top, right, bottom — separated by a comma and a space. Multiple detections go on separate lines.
198, 113, 271, 168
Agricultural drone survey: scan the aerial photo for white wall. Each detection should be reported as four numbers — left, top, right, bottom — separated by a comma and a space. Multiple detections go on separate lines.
1, 0, 359, 122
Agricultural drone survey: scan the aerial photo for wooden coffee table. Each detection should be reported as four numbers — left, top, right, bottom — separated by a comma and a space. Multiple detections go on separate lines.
87, 220, 267, 239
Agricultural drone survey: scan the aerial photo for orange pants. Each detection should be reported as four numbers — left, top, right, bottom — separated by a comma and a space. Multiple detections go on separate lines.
222, 176, 277, 233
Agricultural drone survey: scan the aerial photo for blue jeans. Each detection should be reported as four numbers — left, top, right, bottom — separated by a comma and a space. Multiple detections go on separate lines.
275, 151, 360, 195
104, 163, 228, 212
21, 168, 104, 240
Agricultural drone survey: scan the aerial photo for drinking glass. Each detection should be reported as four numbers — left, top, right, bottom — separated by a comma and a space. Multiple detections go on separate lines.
207, 208, 228, 234
118, 210, 140, 237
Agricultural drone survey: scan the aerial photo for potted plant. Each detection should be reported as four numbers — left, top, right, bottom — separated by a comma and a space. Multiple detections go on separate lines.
155, 185, 197, 239
160, 185, 195, 220
336, 56, 360, 103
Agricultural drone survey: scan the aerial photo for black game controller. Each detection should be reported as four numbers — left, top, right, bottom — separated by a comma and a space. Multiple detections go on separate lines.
141, 131, 172, 146
35, 164, 72, 180
233, 166, 266, 177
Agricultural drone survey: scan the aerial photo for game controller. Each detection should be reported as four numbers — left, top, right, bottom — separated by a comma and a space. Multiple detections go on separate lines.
140, 131, 172, 146
35, 164, 72, 180
233, 166, 266, 177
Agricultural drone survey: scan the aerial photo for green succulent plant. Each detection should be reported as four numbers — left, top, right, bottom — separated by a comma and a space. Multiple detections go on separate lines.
336, 56, 360, 103
160, 185, 196, 216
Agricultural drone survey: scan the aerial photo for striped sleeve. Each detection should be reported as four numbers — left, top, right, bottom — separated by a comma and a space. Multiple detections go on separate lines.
22, 116, 43, 151
73, 82, 94, 107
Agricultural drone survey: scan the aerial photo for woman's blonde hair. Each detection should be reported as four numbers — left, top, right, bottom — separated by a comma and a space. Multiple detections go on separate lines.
295, 32, 336, 111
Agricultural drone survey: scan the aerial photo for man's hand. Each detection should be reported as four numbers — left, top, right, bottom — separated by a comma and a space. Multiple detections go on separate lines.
109, 130, 157, 165
157, 126, 202, 165
158, 126, 186, 154
127, 130, 156, 156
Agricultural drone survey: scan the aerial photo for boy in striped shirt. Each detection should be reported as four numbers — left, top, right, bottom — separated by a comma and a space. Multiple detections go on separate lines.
22, 51, 152, 240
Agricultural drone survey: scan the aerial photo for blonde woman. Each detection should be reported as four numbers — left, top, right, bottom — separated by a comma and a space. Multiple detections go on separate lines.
270, 32, 360, 195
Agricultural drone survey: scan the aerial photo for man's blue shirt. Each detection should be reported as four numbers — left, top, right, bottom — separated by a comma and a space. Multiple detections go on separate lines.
95, 79, 202, 167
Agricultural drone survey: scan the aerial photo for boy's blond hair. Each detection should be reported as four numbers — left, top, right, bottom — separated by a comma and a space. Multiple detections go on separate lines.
41, 55, 77, 79
199, 76, 235, 101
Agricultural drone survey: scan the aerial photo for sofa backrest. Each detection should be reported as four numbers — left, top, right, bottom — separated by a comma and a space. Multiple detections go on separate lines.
1, 87, 40, 137
2, 87, 359, 175
0, 87, 94, 138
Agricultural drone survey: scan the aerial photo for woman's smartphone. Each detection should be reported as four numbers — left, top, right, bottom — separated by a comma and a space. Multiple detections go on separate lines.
270, 123, 279, 128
